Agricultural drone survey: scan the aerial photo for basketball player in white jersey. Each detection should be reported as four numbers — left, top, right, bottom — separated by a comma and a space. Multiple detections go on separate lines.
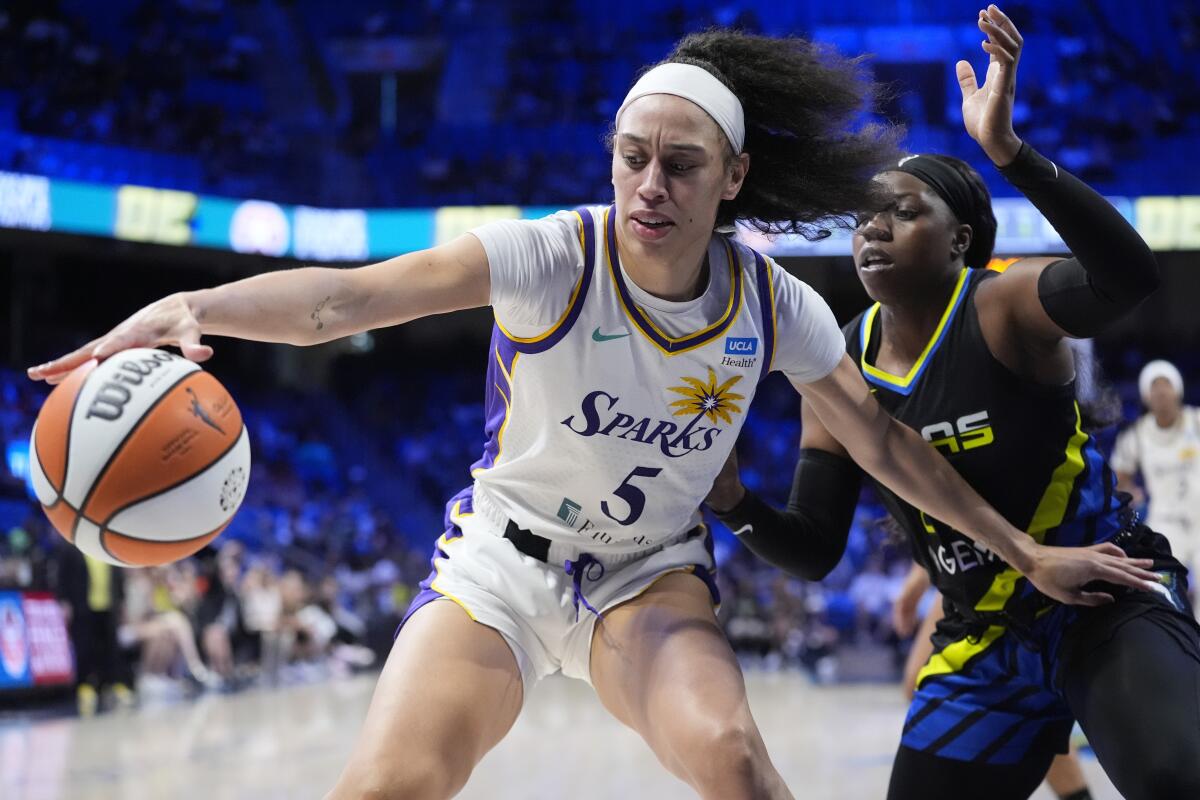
1113, 359, 1200, 594
29, 30, 1160, 800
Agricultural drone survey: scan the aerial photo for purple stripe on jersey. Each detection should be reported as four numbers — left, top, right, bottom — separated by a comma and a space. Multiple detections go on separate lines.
499, 207, 597, 355
692, 563, 721, 607
443, 485, 474, 528
605, 205, 742, 353
690, 526, 721, 606
752, 250, 776, 383
397, 585, 443, 635
475, 209, 598, 472
395, 486, 474, 637
398, 546, 451, 635
470, 329, 520, 474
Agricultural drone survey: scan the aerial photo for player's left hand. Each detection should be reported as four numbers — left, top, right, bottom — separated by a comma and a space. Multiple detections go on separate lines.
1025, 542, 1162, 606
957, 5, 1024, 166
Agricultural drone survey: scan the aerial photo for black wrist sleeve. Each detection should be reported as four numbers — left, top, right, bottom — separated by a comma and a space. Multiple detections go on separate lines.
999, 142, 1160, 337
714, 448, 862, 581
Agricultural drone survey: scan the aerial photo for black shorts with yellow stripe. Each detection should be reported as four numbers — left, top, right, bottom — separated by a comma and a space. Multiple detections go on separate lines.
902, 525, 1193, 765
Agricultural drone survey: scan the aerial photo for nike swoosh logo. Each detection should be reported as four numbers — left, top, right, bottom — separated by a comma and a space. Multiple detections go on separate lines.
731, 524, 753, 537
592, 326, 630, 342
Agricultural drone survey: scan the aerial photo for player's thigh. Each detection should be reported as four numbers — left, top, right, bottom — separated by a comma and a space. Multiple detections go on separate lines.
589, 571, 765, 768
329, 599, 524, 799
887, 744, 1052, 800
1064, 606, 1200, 800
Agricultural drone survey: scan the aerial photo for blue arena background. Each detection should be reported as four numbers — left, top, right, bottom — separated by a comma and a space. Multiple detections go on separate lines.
0, 0, 1196, 690
1, 0, 1196, 205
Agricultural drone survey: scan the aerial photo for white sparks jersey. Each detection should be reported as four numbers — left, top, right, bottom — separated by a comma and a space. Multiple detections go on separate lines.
467, 205, 843, 553
1112, 407, 1200, 551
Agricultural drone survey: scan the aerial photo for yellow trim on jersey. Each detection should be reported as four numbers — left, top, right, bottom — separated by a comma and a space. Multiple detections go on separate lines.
494, 210, 588, 344
491, 382, 513, 459
1025, 402, 1089, 536
470, 350, 520, 477
495, 345, 516, 387
628, 239, 740, 343
860, 268, 969, 389
916, 623, 1005, 687
915, 605, 1053, 689
449, 499, 474, 520
912, 402, 1094, 686
607, 232, 744, 357
973, 402, 1088, 615
429, 529, 478, 621
764, 255, 779, 372
916, 403, 1090, 687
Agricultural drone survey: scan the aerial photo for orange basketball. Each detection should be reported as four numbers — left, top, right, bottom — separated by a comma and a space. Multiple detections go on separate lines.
28, 348, 251, 566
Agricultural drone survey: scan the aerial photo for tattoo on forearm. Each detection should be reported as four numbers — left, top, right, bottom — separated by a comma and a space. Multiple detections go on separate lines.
311, 296, 331, 330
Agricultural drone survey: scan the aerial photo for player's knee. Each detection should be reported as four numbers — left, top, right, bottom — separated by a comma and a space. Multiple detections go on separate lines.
680, 721, 769, 795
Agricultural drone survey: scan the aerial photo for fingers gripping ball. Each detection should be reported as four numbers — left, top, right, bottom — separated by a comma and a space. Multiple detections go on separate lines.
28, 349, 251, 566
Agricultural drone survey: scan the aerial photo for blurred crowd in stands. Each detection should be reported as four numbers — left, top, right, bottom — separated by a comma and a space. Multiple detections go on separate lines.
0, 0, 1197, 207
0, 340, 1195, 709
0, 0, 1196, 713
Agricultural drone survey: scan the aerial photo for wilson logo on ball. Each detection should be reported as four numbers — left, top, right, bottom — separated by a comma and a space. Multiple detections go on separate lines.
29, 348, 251, 567
85, 351, 181, 422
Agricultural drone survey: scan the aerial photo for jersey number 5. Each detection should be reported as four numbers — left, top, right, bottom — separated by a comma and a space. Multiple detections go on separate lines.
601, 466, 663, 526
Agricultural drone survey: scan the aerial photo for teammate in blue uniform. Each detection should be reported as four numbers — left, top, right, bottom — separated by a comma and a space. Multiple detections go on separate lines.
708, 8, 1200, 799
30, 21, 1161, 800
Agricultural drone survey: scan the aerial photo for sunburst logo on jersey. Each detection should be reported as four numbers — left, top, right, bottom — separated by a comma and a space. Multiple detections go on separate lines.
668, 368, 745, 426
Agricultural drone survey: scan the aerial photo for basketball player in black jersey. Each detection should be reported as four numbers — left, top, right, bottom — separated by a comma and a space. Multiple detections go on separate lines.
707, 6, 1200, 800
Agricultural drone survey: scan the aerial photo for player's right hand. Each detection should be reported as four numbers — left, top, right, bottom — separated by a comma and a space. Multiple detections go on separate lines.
1026, 541, 1161, 607
26, 293, 212, 384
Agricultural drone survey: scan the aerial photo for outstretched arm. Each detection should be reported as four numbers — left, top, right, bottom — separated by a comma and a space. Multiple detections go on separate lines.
28, 235, 491, 384
959, 5, 1159, 347
705, 400, 861, 581
799, 355, 1160, 606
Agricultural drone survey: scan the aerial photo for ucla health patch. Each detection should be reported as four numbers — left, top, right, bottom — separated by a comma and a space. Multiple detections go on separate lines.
724, 337, 758, 355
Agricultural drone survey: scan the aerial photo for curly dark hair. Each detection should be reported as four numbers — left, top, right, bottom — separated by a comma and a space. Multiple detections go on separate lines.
919, 154, 998, 270
646, 30, 903, 237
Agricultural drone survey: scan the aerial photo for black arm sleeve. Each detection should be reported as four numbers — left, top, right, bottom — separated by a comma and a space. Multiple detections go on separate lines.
713, 448, 863, 581
998, 142, 1160, 337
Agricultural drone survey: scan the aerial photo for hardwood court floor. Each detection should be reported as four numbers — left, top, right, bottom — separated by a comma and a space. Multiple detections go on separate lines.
1, 672, 1121, 800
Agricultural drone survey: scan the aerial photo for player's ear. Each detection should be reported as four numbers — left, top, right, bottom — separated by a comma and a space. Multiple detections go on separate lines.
722, 152, 750, 201
952, 224, 973, 259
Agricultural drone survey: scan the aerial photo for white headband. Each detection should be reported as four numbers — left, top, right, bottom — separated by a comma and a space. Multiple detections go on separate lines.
1139, 359, 1184, 403
615, 62, 745, 154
